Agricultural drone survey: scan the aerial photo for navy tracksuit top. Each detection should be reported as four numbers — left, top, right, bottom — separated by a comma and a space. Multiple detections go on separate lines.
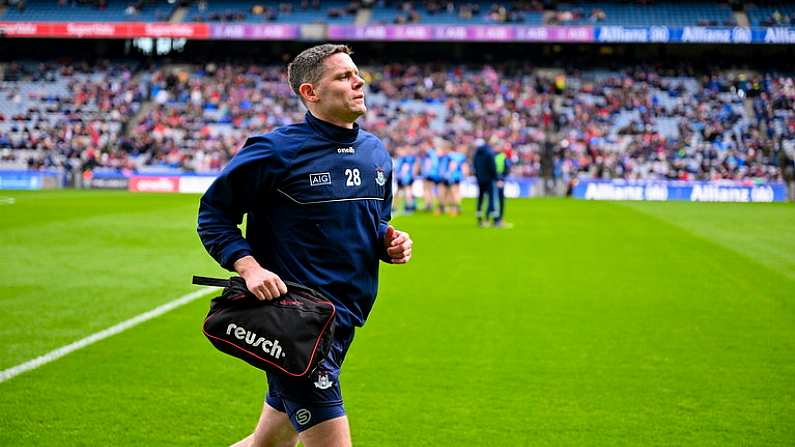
197, 112, 393, 329
473, 144, 497, 184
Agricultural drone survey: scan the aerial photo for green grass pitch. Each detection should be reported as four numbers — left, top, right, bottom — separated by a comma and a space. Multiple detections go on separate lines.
0, 190, 793, 446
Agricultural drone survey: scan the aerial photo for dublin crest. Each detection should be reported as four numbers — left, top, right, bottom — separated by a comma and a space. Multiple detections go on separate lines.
314, 372, 334, 390
375, 168, 387, 186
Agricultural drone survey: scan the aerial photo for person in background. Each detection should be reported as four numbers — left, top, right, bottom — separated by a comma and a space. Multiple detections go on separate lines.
420, 140, 441, 213
780, 145, 795, 201
494, 140, 512, 227
472, 138, 497, 227
436, 140, 451, 215
395, 145, 418, 213
444, 143, 468, 216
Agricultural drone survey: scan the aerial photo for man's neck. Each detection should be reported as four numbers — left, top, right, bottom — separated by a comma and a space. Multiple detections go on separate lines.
309, 109, 356, 129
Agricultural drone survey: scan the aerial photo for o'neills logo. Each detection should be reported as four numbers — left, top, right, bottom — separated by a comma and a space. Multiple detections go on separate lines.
226, 323, 286, 359
130, 176, 178, 192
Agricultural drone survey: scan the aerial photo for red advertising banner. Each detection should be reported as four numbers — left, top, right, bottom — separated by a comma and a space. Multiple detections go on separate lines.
129, 176, 180, 193
0, 22, 210, 39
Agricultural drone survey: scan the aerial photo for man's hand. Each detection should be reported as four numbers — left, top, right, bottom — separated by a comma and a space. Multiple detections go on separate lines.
384, 225, 413, 264
233, 255, 287, 300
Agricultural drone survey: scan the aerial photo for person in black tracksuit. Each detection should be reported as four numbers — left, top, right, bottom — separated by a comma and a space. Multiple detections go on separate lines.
473, 140, 497, 227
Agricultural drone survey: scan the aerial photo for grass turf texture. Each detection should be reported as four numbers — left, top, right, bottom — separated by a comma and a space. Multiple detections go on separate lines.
0, 190, 792, 446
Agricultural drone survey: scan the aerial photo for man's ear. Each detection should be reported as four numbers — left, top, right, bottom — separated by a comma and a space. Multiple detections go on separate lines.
299, 83, 319, 103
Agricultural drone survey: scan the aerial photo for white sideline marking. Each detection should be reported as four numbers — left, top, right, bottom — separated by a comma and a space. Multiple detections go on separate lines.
0, 287, 216, 384
0, 196, 15, 205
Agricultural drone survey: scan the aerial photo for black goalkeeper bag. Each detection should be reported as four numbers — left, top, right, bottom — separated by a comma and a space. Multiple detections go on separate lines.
192, 276, 336, 377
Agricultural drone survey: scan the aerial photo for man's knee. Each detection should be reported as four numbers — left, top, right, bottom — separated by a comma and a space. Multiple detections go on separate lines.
245, 435, 298, 447
249, 404, 299, 447
298, 416, 351, 447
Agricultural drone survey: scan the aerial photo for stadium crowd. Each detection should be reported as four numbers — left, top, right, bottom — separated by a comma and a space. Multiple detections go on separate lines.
379, 1, 545, 24
184, 1, 547, 24
1, 60, 793, 183
757, 8, 795, 27
0, 61, 147, 172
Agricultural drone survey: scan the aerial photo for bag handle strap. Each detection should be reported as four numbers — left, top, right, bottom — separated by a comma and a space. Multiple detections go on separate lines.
192, 276, 231, 288
192, 276, 324, 298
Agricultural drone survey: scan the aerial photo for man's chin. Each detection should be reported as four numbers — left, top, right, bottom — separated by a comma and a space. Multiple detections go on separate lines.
350, 105, 367, 118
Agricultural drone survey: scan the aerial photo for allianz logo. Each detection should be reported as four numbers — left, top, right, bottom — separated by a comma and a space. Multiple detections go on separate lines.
226, 323, 286, 359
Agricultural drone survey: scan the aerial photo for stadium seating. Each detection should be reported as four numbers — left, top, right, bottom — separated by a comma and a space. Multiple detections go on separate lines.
1, 0, 177, 22
186, 0, 356, 23
1, 61, 792, 182
369, 1, 545, 25
550, 2, 735, 26
127, 64, 305, 171
746, 3, 795, 26
3, 1, 780, 28
0, 62, 147, 170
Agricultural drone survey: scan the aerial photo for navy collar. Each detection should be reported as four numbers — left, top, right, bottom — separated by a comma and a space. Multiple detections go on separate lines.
305, 112, 359, 144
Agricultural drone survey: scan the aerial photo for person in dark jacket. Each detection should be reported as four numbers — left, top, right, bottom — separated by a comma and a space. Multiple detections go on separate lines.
473, 138, 497, 227
494, 141, 512, 227
198, 44, 413, 447
780, 146, 795, 201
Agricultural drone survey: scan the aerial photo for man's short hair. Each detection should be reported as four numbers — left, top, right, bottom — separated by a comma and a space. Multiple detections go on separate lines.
288, 44, 353, 100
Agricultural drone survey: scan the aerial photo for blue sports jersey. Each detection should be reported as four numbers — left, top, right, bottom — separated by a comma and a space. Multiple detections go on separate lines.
421, 149, 440, 180
198, 112, 393, 329
445, 152, 467, 183
437, 154, 450, 180
396, 154, 416, 185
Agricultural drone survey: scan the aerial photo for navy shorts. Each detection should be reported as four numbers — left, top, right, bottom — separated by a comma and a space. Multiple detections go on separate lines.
397, 178, 414, 188
265, 326, 355, 432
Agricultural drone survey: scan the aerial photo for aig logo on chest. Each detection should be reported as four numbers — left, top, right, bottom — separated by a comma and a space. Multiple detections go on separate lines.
309, 172, 332, 186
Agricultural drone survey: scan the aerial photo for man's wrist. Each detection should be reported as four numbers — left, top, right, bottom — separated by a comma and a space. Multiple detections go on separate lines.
233, 255, 260, 275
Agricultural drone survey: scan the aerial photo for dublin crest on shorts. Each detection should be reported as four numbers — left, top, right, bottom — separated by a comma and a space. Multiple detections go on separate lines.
313, 371, 334, 390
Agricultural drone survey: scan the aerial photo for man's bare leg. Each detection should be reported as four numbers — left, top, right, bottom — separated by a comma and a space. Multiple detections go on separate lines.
423, 180, 433, 211
230, 403, 298, 447
298, 416, 351, 447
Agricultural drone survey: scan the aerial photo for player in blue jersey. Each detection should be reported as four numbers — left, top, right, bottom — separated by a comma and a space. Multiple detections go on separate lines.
420, 139, 442, 213
197, 44, 413, 447
436, 141, 451, 215
395, 145, 418, 213
442, 143, 468, 216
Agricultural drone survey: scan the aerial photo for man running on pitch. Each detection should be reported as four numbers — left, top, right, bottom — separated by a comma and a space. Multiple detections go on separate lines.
198, 44, 413, 447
